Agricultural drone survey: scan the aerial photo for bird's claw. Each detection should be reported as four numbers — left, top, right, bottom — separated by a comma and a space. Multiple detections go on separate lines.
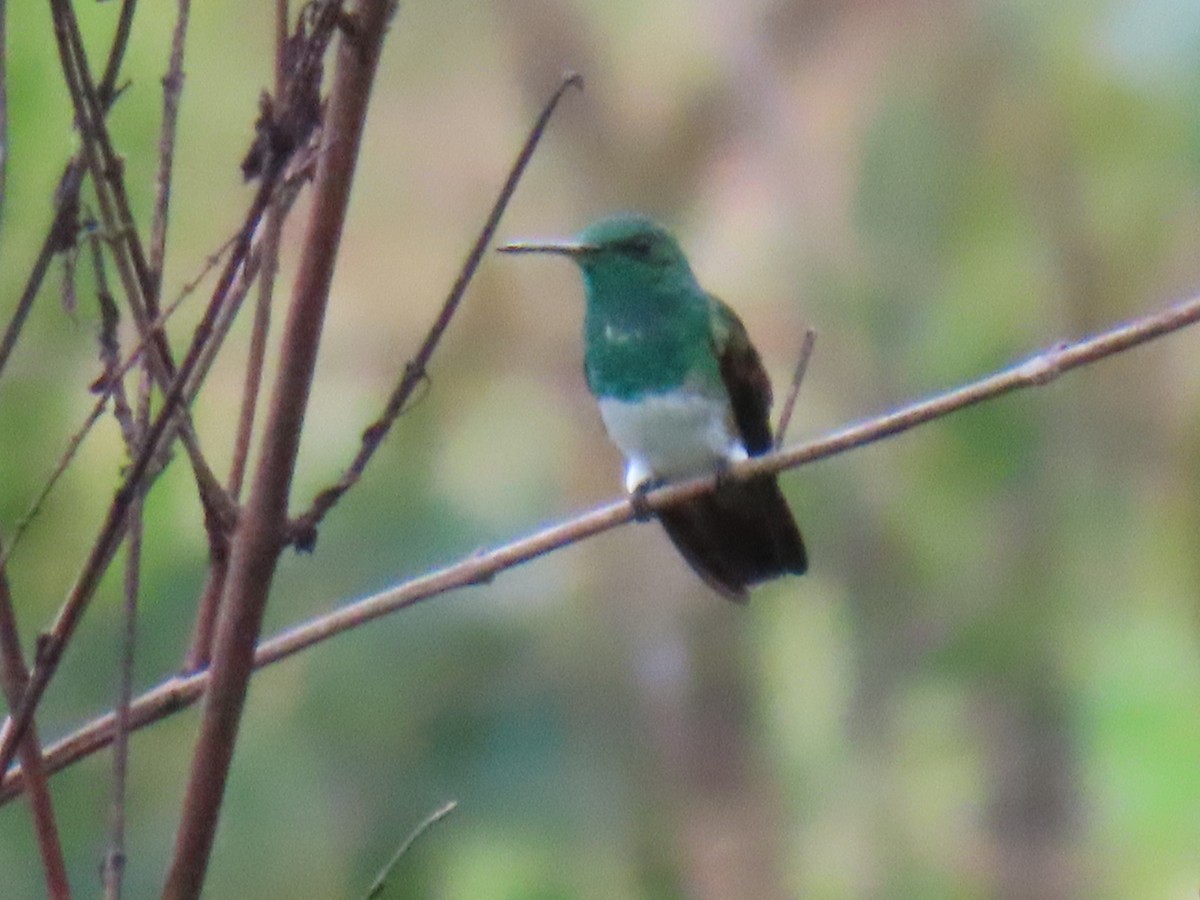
712, 458, 734, 493
629, 482, 658, 522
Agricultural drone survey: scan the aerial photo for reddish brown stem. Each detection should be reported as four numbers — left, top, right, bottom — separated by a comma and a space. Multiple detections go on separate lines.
0, 561, 70, 899
775, 327, 815, 448
161, 3, 394, 896
149, 0, 192, 286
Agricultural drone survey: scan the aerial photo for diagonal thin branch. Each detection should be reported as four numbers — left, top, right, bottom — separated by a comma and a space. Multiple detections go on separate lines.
102, 477, 144, 900
290, 71, 584, 546
0, 0, 136, 381
0, 1, 334, 770
365, 800, 458, 899
0, 555, 70, 899
0, 182, 284, 780
5, 287, 1200, 806
0, 0, 7, 235
775, 327, 815, 448
148, 0, 191, 288
0, 237, 232, 574
48, 0, 230, 529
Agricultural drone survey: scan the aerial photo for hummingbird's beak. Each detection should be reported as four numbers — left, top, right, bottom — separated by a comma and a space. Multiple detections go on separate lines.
496, 239, 596, 257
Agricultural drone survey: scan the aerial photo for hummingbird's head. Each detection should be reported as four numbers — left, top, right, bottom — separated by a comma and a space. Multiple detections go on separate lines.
498, 214, 695, 285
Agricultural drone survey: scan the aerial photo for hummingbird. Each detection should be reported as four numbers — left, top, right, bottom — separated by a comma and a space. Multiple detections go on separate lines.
498, 214, 806, 600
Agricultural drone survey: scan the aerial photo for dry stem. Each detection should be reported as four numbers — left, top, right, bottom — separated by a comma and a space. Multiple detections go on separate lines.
4, 287, 1199, 807
162, 2, 394, 895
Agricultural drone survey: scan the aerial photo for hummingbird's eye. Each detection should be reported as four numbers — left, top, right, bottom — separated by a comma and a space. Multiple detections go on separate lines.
621, 236, 655, 260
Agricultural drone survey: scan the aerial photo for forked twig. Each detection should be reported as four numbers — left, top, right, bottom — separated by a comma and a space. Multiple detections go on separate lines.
290, 71, 584, 547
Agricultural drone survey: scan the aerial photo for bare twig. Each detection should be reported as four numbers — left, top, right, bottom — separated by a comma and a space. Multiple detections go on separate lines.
163, 3, 393, 896
275, 0, 290, 92
775, 327, 815, 448
0, 400, 108, 571
365, 800, 458, 899
48, 0, 231, 534
0, 171, 76, 379
0, 0, 137, 380
103, 351, 153, 900
0, 557, 70, 899
0, 238, 232, 574
183, 0, 293, 671
5, 289, 1200, 806
290, 71, 584, 546
0, 0, 7, 234
0, 244, 264, 778
149, 0, 192, 288
0, 10, 332, 767
89, 231, 139, 447
181, 208, 280, 672
102, 485, 144, 900
97, 0, 138, 106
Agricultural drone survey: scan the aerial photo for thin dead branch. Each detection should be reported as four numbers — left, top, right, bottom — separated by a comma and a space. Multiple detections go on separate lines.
290, 71, 584, 548
4, 287, 1200, 807
0, 557, 70, 899
775, 327, 816, 448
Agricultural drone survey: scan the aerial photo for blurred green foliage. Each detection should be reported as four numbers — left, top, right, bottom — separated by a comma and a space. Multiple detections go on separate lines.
1, 0, 1199, 897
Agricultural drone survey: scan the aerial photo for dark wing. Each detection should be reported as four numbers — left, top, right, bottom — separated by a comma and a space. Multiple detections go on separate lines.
708, 295, 774, 455
656, 293, 807, 600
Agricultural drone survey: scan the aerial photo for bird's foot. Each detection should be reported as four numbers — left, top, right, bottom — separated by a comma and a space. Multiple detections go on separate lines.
629, 480, 662, 522
712, 458, 734, 494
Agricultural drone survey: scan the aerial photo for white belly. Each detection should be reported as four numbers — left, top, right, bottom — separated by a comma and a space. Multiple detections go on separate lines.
597, 392, 747, 492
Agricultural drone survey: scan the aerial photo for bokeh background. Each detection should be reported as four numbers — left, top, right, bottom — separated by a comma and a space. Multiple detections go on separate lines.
2, 0, 1200, 896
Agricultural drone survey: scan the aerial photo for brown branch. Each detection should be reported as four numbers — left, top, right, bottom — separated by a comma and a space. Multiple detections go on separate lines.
51, 0, 154, 300
148, 0, 192, 287
0, 197, 276, 780
0, 556, 70, 899
102, 484, 144, 900
775, 327, 815, 448
0, 0, 7, 233
183, 0, 293, 672
0, 0, 137, 381
0, 169, 75, 379
48, 0, 231, 535
181, 211, 280, 672
289, 70, 584, 547
6, 287, 1200, 807
0, 240, 231, 574
0, 10, 333, 766
175, 154, 316, 674
162, 3, 394, 896
102, 351, 153, 900
97, 0, 138, 106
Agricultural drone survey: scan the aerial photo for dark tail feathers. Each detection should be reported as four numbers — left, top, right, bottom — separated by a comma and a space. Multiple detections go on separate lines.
657, 475, 806, 601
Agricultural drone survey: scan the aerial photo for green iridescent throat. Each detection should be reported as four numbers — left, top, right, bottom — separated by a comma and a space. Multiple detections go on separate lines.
577, 234, 723, 402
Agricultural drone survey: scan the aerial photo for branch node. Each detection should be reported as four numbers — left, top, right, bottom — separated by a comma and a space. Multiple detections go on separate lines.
1016, 343, 1068, 385
289, 519, 319, 555
34, 634, 57, 669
